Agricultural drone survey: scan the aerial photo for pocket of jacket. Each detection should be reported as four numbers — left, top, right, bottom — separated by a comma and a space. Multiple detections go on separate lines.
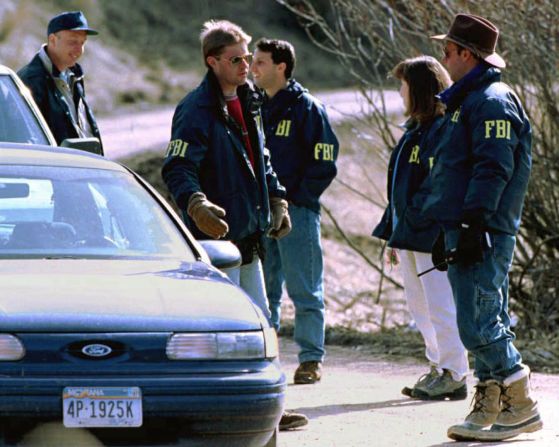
390, 205, 439, 252
403, 205, 433, 231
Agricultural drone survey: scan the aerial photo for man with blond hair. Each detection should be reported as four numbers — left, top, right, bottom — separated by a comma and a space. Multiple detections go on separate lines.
161, 20, 307, 431
18, 11, 102, 153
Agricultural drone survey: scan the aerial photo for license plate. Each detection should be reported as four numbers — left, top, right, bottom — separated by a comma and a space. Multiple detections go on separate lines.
63, 387, 142, 427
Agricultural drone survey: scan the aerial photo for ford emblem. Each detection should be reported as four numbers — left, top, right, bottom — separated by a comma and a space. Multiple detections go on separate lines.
82, 344, 112, 357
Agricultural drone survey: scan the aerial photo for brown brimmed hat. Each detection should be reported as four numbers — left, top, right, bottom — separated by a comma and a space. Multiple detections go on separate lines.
431, 13, 505, 68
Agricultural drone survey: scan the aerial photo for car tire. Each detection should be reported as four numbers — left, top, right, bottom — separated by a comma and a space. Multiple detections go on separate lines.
263, 427, 278, 447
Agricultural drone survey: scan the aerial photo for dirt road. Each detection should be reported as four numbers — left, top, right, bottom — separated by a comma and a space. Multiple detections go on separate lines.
278, 338, 559, 447
98, 90, 403, 160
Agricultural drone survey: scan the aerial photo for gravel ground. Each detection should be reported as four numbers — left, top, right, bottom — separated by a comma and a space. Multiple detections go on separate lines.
278, 338, 559, 447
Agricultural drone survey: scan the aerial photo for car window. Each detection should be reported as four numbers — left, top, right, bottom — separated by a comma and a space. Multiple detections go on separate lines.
0, 74, 50, 145
0, 165, 195, 260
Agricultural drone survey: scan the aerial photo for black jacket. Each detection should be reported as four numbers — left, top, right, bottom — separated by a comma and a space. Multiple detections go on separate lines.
162, 70, 285, 243
423, 66, 531, 234
372, 118, 443, 253
18, 52, 103, 153
261, 79, 338, 213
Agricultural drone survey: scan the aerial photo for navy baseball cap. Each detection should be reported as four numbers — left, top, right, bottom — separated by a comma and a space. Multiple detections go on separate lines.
47, 11, 98, 36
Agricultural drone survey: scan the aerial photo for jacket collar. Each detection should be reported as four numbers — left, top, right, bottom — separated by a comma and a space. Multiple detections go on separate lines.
402, 118, 421, 131
261, 78, 305, 125
401, 116, 439, 132
198, 70, 262, 174
263, 79, 305, 107
37, 44, 84, 82
437, 63, 500, 110
198, 69, 260, 111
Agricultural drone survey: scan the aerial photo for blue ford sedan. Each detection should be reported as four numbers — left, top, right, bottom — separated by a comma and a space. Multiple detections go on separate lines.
0, 144, 284, 446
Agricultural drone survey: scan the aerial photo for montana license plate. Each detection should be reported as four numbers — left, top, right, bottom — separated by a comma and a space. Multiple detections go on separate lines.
63, 387, 142, 427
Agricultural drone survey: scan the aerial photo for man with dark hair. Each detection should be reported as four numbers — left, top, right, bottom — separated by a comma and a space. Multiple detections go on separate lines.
425, 13, 542, 441
18, 11, 103, 153
252, 38, 338, 385
161, 21, 307, 432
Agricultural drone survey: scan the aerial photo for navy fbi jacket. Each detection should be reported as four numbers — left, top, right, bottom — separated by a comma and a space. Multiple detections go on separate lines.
373, 118, 443, 253
261, 79, 338, 213
423, 67, 532, 235
162, 70, 285, 243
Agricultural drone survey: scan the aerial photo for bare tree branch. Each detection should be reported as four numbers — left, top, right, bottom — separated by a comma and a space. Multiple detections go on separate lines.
279, 0, 559, 334
322, 204, 403, 290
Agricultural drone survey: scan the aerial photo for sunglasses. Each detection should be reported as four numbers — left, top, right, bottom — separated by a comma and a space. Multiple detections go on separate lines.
216, 53, 253, 66
442, 47, 458, 59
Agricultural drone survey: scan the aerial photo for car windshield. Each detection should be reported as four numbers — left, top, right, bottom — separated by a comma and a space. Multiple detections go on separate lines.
0, 74, 50, 145
0, 164, 195, 260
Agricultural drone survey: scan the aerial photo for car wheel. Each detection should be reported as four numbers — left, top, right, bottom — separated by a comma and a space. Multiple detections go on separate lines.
263, 427, 277, 447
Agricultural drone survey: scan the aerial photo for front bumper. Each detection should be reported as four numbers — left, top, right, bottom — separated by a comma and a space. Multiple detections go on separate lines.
0, 362, 285, 439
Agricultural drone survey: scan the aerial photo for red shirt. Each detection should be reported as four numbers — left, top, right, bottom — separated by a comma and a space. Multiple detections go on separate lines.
225, 96, 255, 169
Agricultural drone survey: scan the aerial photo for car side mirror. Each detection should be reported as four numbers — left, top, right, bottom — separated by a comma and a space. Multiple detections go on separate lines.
199, 240, 242, 269
61, 137, 103, 155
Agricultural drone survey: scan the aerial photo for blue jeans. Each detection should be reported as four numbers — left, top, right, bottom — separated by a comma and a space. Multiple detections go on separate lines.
445, 230, 522, 382
221, 257, 270, 320
263, 204, 325, 363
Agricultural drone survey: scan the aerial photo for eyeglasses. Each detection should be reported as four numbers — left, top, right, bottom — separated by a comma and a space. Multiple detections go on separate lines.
215, 53, 253, 66
442, 47, 458, 59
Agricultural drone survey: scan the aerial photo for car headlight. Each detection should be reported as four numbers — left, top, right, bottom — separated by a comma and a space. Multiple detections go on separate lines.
263, 327, 279, 359
0, 334, 25, 361
167, 332, 267, 360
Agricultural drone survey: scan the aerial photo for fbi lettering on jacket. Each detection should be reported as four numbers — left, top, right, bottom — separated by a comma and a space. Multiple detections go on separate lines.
314, 142, 335, 161
484, 120, 511, 139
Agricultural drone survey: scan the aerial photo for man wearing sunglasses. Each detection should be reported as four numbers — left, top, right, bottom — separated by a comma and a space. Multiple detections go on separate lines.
161, 20, 307, 432
423, 13, 541, 442
251, 38, 338, 386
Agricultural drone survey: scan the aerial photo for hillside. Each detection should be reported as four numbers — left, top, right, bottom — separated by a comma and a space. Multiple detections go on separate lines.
0, 0, 349, 114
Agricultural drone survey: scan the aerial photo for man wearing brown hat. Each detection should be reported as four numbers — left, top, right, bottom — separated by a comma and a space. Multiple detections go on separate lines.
18, 11, 103, 153
423, 13, 542, 442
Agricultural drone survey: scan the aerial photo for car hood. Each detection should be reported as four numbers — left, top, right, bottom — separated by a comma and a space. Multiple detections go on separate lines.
0, 259, 263, 332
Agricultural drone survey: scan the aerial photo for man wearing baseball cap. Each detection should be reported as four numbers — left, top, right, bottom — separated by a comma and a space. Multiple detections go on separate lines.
423, 13, 542, 442
18, 11, 103, 153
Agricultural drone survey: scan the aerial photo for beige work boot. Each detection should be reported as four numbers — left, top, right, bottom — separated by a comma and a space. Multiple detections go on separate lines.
447, 379, 501, 441
484, 367, 543, 441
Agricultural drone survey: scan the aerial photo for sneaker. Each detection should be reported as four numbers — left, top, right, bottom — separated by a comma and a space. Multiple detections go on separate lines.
294, 361, 322, 384
447, 379, 502, 441
412, 369, 467, 400
279, 410, 308, 431
401, 365, 439, 397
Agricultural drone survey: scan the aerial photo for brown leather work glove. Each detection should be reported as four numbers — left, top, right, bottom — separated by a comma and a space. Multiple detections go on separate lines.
268, 196, 291, 239
187, 192, 229, 239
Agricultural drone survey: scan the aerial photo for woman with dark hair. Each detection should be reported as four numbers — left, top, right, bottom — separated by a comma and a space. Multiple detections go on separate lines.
373, 56, 468, 400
